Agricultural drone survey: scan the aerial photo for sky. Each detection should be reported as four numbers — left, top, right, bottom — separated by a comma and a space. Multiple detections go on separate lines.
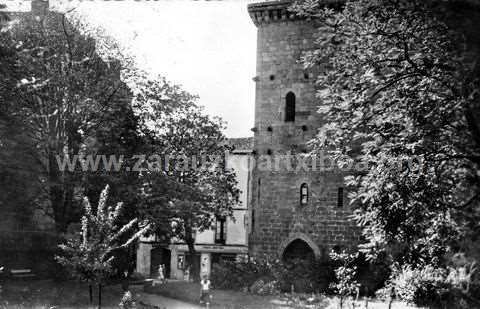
4, 0, 259, 137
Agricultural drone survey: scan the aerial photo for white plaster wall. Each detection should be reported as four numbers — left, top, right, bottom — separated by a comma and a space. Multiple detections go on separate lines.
226, 209, 247, 245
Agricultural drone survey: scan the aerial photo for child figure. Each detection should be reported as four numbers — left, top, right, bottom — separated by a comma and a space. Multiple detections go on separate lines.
199, 274, 211, 307
158, 264, 165, 284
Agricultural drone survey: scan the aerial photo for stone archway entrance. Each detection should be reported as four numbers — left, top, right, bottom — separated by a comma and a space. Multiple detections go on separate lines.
282, 239, 315, 263
278, 233, 322, 262
279, 235, 321, 292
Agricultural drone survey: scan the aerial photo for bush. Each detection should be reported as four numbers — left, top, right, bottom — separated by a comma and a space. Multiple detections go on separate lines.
210, 256, 332, 294
380, 264, 480, 309
329, 251, 360, 307
210, 256, 276, 291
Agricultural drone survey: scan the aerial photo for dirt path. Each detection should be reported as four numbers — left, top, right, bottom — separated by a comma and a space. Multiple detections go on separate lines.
138, 292, 201, 309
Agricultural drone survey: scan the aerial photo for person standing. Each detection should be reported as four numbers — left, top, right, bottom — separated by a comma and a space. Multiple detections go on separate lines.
199, 275, 211, 307
158, 264, 165, 284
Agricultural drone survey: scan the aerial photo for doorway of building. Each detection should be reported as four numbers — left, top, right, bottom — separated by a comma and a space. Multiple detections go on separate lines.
185, 253, 201, 281
150, 246, 171, 278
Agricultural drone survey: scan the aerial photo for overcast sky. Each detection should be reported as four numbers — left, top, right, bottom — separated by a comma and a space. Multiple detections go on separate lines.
4, 0, 259, 137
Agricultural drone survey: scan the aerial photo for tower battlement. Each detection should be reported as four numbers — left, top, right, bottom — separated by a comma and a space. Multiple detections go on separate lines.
248, 0, 343, 26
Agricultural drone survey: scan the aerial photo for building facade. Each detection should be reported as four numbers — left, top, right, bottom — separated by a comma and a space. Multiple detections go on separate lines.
136, 138, 253, 279
247, 0, 361, 263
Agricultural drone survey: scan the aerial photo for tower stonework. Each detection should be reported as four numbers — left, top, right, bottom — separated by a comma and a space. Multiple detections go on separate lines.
247, 0, 361, 261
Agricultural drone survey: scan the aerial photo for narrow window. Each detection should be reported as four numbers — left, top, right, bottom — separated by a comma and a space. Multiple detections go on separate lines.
337, 187, 344, 208
215, 216, 227, 244
251, 209, 255, 234
257, 178, 261, 202
285, 92, 296, 122
300, 183, 308, 206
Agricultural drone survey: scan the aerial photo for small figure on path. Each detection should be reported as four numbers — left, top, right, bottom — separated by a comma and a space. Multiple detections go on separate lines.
158, 264, 165, 284
199, 274, 211, 307
121, 270, 130, 291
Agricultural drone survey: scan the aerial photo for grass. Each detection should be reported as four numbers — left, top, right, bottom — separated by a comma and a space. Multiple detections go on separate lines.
0, 279, 133, 309
144, 280, 419, 309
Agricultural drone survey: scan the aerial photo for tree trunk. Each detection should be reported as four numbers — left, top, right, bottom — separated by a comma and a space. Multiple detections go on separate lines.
48, 150, 67, 233
184, 223, 199, 282
89, 284, 93, 304
97, 283, 102, 309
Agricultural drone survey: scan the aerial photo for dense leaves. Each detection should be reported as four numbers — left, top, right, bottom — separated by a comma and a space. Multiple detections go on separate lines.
0, 10, 145, 233
293, 0, 480, 266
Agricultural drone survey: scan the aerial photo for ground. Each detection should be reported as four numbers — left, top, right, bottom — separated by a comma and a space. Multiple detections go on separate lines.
0, 280, 192, 309
145, 280, 420, 309
0, 279, 420, 309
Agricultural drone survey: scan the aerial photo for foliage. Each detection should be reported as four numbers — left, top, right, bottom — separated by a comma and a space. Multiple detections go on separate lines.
376, 262, 480, 308
292, 0, 480, 268
329, 251, 360, 302
55, 185, 147, 283
210, 256, 329, 294
0, 10, 148, 233
210, 257, 276, 291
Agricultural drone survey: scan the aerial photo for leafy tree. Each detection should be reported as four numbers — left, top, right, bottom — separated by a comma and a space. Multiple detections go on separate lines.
0, 10, 129, 232
56, 185, 147, 308
292, 0, 480, 266
140, 102, 240, 281
0, 9, 162, 234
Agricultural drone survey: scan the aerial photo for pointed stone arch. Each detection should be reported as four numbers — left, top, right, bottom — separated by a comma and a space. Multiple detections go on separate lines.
278, 233, 321, 261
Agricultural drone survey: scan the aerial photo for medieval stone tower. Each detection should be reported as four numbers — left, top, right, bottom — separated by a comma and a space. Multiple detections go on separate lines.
247, 0, 360, 262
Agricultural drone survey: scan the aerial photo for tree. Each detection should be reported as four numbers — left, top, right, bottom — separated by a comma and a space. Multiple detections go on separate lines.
0, 10, 131, 232
0, 9, 166, 234
56, 185, 147, 308
139, 102, 240, 281
292, 0, 480, 266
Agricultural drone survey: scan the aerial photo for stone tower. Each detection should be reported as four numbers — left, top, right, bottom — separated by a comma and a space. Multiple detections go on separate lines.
247, 0, 360, 262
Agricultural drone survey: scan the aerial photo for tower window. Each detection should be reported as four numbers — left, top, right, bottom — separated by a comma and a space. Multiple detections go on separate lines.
215, 216, 227, 244
337, 187, 344, 208
300, 183, 308, 206
257, 178, 261, 202
285, 92, 296, 122
269, 74, 275, 81
251, 209, 255, 234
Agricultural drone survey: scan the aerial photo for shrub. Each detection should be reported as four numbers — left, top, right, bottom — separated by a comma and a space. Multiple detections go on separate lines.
380, 263, 480, 309
211, 256, 331, 294
210, 256, 276, 291
329, 251, 360, 308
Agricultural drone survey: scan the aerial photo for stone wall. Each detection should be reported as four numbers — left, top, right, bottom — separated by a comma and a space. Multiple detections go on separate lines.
248, 0, 361, 261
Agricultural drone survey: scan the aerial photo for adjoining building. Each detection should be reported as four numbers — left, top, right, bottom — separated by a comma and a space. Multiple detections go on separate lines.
247, 0, 361, 264
136, 138, 253, 279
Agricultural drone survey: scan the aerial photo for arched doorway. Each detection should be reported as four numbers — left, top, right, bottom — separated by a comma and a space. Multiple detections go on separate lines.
282, 239, 315, 263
